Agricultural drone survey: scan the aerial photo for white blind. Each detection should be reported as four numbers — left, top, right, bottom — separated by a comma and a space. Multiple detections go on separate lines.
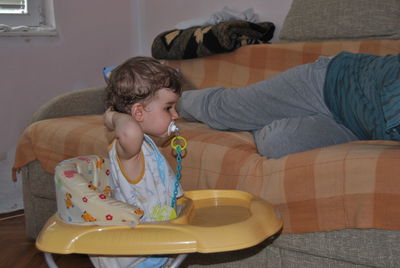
0, 0, 26, 14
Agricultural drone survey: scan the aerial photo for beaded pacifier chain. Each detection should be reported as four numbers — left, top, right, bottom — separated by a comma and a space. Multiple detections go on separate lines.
168, 121, 187, 208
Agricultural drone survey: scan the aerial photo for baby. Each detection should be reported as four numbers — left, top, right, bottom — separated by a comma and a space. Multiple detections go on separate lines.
91, 56, 184, 268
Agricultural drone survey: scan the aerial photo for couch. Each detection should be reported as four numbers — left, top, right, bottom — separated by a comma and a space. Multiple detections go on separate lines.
14, 39, 400, 267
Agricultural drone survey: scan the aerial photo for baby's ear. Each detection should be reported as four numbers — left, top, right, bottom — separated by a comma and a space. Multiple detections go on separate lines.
131, 103, 144, 121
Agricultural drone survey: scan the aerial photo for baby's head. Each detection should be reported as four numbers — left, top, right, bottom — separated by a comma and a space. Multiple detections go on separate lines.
105, 56, 183, 114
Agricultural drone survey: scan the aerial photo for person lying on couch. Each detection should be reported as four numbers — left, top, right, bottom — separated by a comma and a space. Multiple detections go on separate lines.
178, 52, 400, 158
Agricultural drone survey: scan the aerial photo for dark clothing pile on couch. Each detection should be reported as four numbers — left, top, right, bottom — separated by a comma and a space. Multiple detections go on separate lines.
151, 20, 275, 60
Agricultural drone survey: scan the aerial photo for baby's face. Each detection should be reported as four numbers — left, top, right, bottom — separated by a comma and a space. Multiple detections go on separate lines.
140, 88, 180, 138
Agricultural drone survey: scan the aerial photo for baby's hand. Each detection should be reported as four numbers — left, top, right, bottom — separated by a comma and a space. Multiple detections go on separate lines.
103, 108, 116, 131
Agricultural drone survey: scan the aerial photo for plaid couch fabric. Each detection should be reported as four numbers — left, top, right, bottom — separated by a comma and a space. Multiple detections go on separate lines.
14, 39, 400, 234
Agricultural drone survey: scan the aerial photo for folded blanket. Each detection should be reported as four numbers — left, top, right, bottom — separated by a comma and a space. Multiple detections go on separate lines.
151, 20, 275, 60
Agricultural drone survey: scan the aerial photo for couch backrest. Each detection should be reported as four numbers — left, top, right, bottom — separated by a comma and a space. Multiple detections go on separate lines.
165, 40, 400, 90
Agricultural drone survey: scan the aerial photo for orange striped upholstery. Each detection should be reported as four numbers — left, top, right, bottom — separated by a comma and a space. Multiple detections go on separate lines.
14, 40, 400, 234
166, 39, 400, 89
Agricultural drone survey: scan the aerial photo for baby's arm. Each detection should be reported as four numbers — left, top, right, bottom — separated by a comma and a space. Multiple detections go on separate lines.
104, 109, 143, 160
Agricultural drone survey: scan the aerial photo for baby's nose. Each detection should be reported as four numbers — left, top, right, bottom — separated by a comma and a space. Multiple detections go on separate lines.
171, 110, 179, 120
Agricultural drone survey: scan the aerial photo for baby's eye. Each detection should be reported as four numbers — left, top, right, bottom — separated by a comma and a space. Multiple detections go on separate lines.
164, 106, 172, 111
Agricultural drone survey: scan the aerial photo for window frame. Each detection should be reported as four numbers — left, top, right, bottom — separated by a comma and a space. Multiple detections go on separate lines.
0, 0, 57, 36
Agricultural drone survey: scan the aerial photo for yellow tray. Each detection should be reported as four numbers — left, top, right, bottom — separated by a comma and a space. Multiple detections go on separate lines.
36, 190, 282, 255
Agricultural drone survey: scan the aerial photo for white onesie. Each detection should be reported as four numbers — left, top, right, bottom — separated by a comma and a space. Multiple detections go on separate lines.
90, 134, 183, 268
108, 134, 183, 221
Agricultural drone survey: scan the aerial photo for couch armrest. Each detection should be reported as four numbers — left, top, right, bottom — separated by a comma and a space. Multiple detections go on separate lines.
31, 87, 106, 123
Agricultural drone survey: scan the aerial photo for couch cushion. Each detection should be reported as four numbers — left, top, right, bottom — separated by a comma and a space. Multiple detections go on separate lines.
13, 114, 400, 234
271, 228, 400, 268
279, 0, 400, 41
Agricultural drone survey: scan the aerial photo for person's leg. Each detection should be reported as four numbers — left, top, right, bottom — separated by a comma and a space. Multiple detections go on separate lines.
252, 114, 359, 158
178, 56, 333, 131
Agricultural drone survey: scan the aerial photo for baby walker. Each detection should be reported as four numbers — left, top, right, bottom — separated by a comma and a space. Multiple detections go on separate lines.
36, 122, 282, 268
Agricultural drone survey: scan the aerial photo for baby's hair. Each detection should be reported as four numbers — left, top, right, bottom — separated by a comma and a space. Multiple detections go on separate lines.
105, 56, 183, 114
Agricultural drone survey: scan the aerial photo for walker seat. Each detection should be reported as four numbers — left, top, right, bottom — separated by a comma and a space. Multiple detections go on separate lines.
36, 155, 282, 260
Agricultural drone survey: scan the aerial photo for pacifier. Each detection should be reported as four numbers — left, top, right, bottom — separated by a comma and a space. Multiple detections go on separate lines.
169, 121, 187, 155
168, 121, 180, 136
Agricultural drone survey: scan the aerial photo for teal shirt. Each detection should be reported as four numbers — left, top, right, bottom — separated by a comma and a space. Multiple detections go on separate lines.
324, 51, 400, 140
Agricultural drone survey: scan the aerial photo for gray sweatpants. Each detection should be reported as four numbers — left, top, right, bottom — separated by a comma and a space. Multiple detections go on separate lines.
178, 56, 358, 158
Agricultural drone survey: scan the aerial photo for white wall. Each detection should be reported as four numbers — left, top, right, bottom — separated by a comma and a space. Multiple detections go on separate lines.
0, 0, 136, 155
135, 0, 293, 55
0, 0, 138, 212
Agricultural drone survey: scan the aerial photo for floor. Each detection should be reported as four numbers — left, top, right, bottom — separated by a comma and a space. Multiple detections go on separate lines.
0, 210, 93, 268
1, 209, 273, 267
0, 152, 24, 214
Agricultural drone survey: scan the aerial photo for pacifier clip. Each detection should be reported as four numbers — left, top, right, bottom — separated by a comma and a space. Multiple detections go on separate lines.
168, 121, 187, 208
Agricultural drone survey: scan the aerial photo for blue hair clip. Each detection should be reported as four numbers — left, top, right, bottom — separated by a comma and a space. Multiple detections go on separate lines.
103, 65, 117, 82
